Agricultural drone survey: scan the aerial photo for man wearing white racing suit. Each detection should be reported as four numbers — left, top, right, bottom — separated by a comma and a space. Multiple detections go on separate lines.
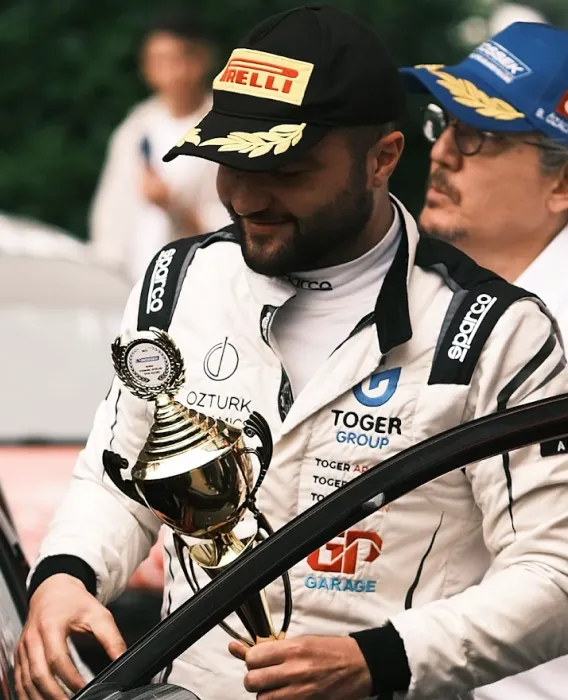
16, 6, 568, 700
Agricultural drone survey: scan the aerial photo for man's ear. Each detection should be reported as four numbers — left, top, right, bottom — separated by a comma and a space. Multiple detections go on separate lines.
548, 162, 568, 218
369, 131, 405, 189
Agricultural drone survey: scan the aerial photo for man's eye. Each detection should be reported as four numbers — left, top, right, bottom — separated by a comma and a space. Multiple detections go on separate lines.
274, 170, 305, 178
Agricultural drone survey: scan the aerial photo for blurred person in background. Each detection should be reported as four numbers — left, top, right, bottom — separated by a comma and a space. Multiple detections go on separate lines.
89, 7, 230, 283
402, 20, 568, 700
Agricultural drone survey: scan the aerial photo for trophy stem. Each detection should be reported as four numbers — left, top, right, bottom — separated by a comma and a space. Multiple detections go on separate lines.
221, 530, 246, 555
184, 531, 279, 644
238, 591, 278, 643
218, 533, 278, 642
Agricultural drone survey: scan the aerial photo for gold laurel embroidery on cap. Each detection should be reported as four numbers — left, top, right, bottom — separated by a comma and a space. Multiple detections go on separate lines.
415, 64, 445, 71
199, 123, 306, 158
176, 127, 201, 147
417, 65, 525, 121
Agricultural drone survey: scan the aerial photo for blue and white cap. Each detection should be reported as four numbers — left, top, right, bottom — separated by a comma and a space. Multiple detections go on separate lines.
401, 22, 568, 145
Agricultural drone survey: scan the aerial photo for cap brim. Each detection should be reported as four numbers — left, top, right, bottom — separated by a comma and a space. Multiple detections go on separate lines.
163, 109, 329, 171
400, 64, 535, 133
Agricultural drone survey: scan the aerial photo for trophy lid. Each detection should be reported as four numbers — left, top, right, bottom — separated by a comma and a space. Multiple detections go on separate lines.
112, 328, 185, 401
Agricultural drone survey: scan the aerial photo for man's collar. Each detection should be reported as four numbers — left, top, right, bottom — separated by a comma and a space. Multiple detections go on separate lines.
373, 197, 414, 353
245, 267, 297, 308
515, 221, 568, 311
245, 195, 418, 353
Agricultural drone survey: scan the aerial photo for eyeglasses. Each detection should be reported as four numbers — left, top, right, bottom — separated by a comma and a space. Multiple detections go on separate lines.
423, 103, 507, 156
422, 103, 557, 157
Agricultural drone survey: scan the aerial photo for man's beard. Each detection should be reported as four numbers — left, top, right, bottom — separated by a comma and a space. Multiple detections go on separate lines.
421, 168, 467, 243
227, 167, 374, 277
422, 226, 468, 244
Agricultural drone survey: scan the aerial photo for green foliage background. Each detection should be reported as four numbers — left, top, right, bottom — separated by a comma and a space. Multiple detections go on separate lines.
1, 0, 566, 238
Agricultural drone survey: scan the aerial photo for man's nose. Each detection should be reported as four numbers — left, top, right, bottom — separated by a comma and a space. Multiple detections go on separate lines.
430, 126, 463, 172
222, 169, 273, 217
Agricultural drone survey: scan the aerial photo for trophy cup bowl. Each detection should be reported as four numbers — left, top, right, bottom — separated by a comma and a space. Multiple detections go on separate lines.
103, 329, 291, 646
130, 395, 253, 539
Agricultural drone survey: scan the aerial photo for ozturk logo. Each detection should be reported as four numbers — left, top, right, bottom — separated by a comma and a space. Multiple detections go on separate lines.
353, 367, 401, 407
203, 337, 239, 381
305, 529, 382, 593
146, 248, 175, 314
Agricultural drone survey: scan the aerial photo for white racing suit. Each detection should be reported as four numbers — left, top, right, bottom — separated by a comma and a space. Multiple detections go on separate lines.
31, 198, 568, 699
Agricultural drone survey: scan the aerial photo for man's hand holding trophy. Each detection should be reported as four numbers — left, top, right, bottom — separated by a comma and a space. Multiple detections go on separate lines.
101, 327, 292, 646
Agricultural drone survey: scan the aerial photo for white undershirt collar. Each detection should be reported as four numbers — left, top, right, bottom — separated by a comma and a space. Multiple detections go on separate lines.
282, 206, 401, 308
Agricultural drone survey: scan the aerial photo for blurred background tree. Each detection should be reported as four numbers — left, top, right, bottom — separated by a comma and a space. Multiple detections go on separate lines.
0, 0, 565, 238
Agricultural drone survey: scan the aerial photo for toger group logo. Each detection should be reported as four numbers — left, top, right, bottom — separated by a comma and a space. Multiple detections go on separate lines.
305, 529, 382, 593
331, 368, 402, 450
353, 367, 401, 407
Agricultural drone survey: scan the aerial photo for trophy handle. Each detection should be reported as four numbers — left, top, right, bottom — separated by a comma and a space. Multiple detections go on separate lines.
102, 450, 146, 507
173, 534, 256, 647
243, 412, 273, 505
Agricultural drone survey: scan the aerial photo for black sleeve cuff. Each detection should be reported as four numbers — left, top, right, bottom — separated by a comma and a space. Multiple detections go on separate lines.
27, 555, 97, 602
350, 622, 411, 695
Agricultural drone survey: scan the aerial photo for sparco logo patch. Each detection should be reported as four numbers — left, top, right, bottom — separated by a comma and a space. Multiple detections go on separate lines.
448, 293, 497, 362
286, 277, 333, 291
213, 48, 314, 106
146, 248, 175, 314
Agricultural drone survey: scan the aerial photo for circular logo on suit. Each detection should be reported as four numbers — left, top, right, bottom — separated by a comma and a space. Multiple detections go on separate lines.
204, 337, 239, 381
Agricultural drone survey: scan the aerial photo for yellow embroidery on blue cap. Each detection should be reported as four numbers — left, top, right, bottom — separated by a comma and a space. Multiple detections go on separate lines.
416, 65, 525, 121
415, 64, 445, 71
176, 127, 202, 147
200, 123, 306, 158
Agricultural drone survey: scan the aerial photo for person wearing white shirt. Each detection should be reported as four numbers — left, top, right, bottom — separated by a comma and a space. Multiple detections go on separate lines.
89, 9, 230, 282
401, 20, 568, 700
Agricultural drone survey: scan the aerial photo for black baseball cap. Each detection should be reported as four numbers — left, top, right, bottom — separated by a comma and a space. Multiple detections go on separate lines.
163, 4, 405, 171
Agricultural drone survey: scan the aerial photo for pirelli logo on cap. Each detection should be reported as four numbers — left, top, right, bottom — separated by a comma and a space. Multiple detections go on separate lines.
213, 49, 314, 106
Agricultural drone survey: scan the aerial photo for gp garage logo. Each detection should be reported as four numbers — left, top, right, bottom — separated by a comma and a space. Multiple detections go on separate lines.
353, 367, 401, 407
305, 530, 382, 593
203, 337, 239, 381
307, 530, 382, 573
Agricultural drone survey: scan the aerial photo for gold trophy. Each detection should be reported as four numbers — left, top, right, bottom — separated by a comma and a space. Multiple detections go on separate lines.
101, 328, 291, 645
